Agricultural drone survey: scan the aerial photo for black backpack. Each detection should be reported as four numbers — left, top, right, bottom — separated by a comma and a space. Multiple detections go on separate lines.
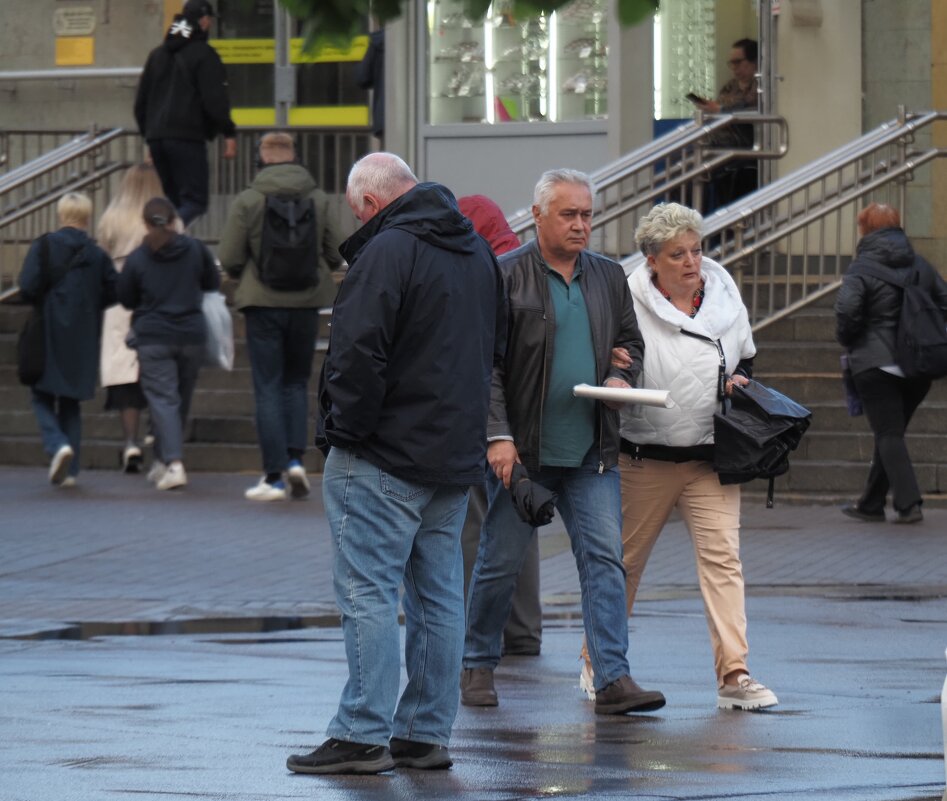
713, 380, 812, 508
257, 194, 320, 292
854, 259, 947, 380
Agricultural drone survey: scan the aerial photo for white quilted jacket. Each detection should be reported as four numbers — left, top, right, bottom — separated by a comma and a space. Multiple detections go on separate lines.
621, 257, 756, 447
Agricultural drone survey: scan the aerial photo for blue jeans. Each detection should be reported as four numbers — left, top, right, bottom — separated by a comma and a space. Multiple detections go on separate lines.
244, 307, 318, 475
31, 390, 80, 477
464, 451, 630, 691
322, 447, 469, 747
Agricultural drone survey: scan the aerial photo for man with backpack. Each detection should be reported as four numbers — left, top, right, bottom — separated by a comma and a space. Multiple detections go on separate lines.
134, 0, 236, 225
218, 131, 344, 501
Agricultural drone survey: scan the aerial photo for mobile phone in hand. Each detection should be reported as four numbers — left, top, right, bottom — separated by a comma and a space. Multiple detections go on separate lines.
685, 92, 707, 104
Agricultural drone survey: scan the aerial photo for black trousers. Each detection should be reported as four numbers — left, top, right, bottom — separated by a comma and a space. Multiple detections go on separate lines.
852, 367, 931, 513
148, 138, 210, 226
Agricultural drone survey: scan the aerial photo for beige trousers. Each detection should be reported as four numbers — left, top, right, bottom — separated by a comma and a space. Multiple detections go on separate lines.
620, 453, 749, 685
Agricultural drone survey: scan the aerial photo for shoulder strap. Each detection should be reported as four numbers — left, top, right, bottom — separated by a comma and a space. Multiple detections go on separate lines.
852, 260, 909, 288
47, 243, 90, 290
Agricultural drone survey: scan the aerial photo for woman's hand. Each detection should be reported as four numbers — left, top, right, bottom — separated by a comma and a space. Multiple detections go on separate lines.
725, 374, 750, 396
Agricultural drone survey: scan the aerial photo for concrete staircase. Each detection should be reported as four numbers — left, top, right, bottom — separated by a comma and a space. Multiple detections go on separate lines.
0, 301, 329, 476
749, 293, 947, 508
3, 290, 946, 508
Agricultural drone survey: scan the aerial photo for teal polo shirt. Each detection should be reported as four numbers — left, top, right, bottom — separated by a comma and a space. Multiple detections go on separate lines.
540, 263, 597, 467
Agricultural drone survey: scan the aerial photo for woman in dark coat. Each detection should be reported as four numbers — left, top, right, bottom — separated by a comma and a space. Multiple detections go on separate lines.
835, 203, 947, 524
18, 192, 118, 486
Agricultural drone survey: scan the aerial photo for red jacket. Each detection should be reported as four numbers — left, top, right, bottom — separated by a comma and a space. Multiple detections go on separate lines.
458, 195, 520, 255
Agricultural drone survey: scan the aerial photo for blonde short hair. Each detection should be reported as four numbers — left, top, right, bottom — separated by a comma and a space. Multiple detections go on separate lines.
259, 131, 296, 164
57, 192, 93, 228
634, 202, 704, 257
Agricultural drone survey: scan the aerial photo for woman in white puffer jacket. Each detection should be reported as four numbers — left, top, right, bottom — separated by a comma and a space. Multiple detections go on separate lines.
582, 203, 778, 712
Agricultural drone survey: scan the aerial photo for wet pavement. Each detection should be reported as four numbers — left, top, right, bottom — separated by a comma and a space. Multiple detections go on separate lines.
1, 467, 946, 800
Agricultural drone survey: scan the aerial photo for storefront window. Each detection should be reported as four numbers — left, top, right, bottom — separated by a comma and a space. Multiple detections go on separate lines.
427, 0, 608, 125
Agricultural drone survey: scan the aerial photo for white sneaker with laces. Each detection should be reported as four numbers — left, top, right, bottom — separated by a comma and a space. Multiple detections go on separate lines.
245, 477, 288, 502
146, 460, 167, 483
717, 674, 778, 710
49, 445, 74, 485
579, 660, 596, 701
156, 463, 187, 491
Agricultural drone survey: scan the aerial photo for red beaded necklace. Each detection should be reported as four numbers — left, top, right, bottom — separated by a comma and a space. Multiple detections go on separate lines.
652, 275, 705, 317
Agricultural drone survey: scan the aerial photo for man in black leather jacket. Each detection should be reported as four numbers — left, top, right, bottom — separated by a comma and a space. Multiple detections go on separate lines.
462, 168, 666, 716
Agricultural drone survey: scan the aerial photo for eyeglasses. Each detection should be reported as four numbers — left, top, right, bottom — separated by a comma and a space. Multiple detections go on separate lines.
727, 58, 747, 67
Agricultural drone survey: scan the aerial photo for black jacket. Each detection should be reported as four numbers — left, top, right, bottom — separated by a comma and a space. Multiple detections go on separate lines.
317, 182, 507, 486
134, 15, 236, 142
18, 227, 117, 400
119, 234, 220, 347
835, 227, 947, 375
488, 239, 644, 473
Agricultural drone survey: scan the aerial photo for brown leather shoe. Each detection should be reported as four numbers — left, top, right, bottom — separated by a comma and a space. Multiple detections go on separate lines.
460, 667, 498, 706
594, 674, 666, 715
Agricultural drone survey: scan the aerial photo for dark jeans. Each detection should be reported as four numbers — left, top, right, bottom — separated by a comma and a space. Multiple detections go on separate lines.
244, 307, 319, 475
137, 343, 204, 464
148, 138, 209, 226
461, 481, 542, 654
852, 368, 931, 513
31, 390, 81, 477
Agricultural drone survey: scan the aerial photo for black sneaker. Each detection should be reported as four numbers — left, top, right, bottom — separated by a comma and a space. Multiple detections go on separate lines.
894, 504, 923, 524
286, 738, 395, 775
390, 737, 453, 769
841, 503, 885, 523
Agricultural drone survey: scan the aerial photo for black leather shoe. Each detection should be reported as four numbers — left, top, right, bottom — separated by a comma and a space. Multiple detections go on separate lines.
286, 738, 394, 774
390, 737, 453, 769
594, 674, 666, 715
841, 503, 885, 523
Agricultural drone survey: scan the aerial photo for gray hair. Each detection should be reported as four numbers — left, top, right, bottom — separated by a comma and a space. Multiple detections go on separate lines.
634, 202, 704, 257
346, 152, 418, 215
533, 168, 593, 214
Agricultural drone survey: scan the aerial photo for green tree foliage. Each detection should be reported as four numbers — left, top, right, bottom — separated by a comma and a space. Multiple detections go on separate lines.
280, 0, 659, 53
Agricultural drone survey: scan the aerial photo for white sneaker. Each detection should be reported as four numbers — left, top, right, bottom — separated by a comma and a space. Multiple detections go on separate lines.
49, 445, 74, 485
245, 477, 288, 502
146, 460, 167, 483
156, 463, 187, 491
286, 461, 310, 499
717, 674, 778, 710
60, 476, 77, 488
579, 660, 596, 701
122, 445, 143, 473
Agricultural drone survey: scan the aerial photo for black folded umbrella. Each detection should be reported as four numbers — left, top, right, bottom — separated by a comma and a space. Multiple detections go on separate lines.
509, 463, 557, 527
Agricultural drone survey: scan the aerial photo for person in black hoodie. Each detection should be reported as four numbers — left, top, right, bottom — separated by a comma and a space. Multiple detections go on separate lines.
835, 203, 947, 524
118, 197, 220, 491
286, 153, 506, 775
134, 0, 236, 225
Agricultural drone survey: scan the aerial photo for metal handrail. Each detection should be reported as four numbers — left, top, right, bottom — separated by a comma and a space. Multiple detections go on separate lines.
0, 128, 125, 198
619, 108, 947, 330
509, 112, 790, 237
0, 68, 142, 82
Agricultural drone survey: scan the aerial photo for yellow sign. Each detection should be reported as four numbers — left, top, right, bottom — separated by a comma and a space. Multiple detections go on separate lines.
212, 39, 275, 64
55, 37, 95, 66
211, 36, 368, 65
231, 106, 369, 128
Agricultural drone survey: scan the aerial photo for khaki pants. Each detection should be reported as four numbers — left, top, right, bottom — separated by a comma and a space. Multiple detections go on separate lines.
620, 453, 749, 685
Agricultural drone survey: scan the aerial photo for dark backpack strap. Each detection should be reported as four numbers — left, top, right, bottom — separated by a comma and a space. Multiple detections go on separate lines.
852, 260, 909, 288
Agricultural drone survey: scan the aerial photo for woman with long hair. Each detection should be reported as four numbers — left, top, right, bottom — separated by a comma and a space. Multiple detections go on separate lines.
97, 164, 167, 472
117, 197, 220, 491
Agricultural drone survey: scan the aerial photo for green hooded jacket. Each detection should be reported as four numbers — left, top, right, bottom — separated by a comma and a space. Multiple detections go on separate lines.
217, 162, 344, 309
